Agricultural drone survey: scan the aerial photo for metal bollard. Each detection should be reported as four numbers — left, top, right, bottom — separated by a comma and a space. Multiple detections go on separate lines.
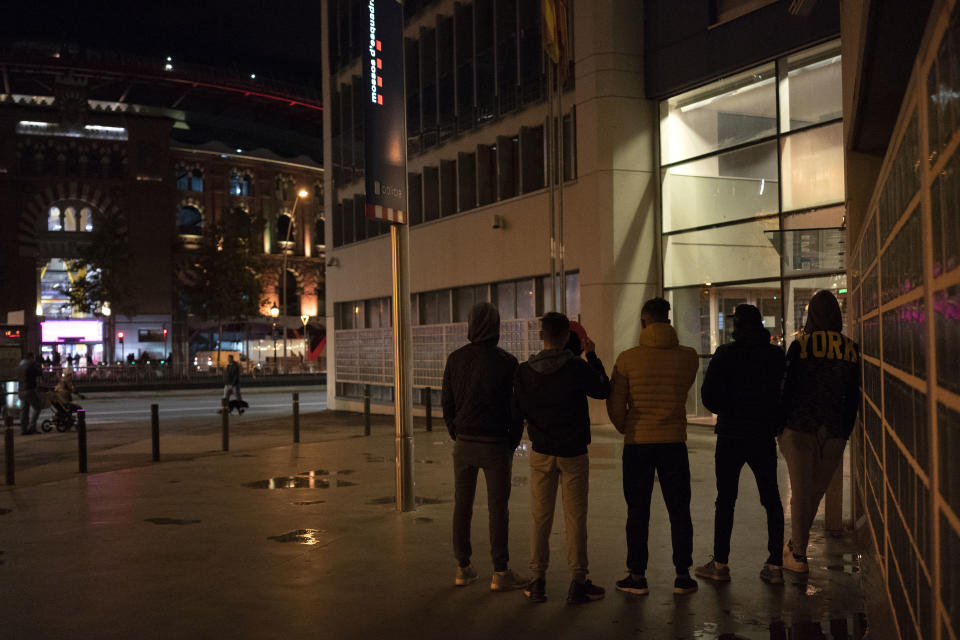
4, 427, 13, 485
293, 392, 300, 443
77, 409, 87, 474
221, 398, 229, 452
363, 385, 371, 436
151, 403, 160, 462
424, 387, 433, 432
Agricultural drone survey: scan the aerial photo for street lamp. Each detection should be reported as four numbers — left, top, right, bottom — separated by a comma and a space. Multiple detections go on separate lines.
101, 302, 113, 365
270, 302, 279, 374
300, 314, 310, 369
280, 188, 310, 369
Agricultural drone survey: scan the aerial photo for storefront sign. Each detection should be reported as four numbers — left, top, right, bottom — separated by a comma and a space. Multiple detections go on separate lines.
41, 320, 102, 343
363, 0, 407, 223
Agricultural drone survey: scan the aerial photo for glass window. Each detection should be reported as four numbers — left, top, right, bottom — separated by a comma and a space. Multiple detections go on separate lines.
496, 0, 518, 114
419, 289, 451, 324
277, 214, 293, 244
63, 207, 77, 232
566, 272, 581, 319
177, 206, 202, 235
779, 40, 842, 133
458, 152, 476, 211
80, 207, 92, 232
315, 216, 326, 247
475, 0, 496, 122
497, 135, 519, 199
421, 27, 438, 148
496, 281, 516, 320
477, 144, 497, 206
48, 206, 61, 231
664, 218, 780, 288
520, 125, 544, 193
517, 278, 536, 318
455, 2, 475, 131
662, 141, 778, 233
660, 64, 776, 166
437, 15, 456, 141
440, 160, 457, 216
408, 173, 423, 225
423, 166, 440, 221
780, 122, 845, 211
783, 205, 845, 229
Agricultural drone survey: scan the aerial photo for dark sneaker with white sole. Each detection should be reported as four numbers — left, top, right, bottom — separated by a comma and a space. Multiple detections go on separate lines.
673, 574, 699, 595
567, 580, 605, 604
760, 564, 784, 584
615, 574, 649, 595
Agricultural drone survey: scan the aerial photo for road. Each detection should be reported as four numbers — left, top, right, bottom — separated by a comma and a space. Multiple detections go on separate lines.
79, 386, 328, 427
7, 385, 330, 482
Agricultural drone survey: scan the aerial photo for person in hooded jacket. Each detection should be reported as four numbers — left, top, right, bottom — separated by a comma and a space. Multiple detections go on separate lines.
606, 297, 700, 596
442, 302, 527, 592
779, 290, 860, 574
514, 312, 610, 604
695, 304, 786, 586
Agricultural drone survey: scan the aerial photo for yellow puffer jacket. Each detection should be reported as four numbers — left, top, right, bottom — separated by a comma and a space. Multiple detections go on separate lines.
606, 322, 699, 443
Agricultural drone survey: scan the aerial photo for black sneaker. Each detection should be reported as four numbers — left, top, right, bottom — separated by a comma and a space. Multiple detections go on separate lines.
673, 574, 699, 595
567, 579, 605, 604
615, 574, 649, 595
524, 578, 547, 603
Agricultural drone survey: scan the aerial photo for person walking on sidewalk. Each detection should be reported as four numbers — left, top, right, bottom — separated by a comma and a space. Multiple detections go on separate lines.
606, 297, 700, 596
695, 304, 786, 586
441, 302, 527, 592
223, 355, 244, 414
513, 312, 610, 604
16, 352, 43, 435
779, 290, 860, 574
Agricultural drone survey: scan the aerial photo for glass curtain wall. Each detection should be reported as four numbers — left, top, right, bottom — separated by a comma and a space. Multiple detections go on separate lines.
660, 40, 845, 416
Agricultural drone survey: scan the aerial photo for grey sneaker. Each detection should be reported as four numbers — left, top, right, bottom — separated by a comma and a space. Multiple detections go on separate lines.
491, 568, 529, 591
694, 559, 731, 582
455, 564, 478, 586
760, 563, 784, 584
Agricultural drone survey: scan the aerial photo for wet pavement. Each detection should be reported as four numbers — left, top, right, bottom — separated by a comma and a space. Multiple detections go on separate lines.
0, 416, 896, 639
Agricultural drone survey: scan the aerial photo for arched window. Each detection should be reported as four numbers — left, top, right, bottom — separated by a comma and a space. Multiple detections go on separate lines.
229, 171, 252, 196
48, 206, 62, 231
176, 168, 204, 192
315, 216, 326, 247
277, 213, 293, 245
80, 207, 93, 232
177, 206, 203, 235
63, 207, 77, 231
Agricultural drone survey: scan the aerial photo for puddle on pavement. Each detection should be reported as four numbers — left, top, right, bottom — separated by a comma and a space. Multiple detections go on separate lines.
370, 495, 450, 505
268, 528, 326, 545
827, 553, 862, 574
0, 508, 11, 516
144, 517, 201, 525
695, 614, 869, 640
292, 500, 326, 506
244, 469, 357, 490
415, 517, 433, 524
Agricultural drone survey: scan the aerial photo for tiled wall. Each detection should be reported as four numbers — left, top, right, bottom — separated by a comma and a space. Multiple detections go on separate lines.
849, 4, 960, 640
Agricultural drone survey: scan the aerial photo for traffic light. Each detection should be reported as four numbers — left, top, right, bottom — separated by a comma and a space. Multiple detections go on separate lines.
117, 331, 125, 345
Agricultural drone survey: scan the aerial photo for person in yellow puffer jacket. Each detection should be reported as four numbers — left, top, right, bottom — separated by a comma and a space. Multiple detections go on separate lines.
606, 297, 700, 597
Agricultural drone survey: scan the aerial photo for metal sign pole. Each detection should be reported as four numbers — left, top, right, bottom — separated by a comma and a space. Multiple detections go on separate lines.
391, 223, 414, 512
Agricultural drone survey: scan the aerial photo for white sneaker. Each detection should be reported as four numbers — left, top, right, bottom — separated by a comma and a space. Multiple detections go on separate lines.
455, 564, 478, 586
491, 568, 529, 591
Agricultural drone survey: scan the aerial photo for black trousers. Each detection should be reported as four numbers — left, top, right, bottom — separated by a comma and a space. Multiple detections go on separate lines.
623, 442, 693, 574
712, 435, 784, 566
452, 439, 514, 571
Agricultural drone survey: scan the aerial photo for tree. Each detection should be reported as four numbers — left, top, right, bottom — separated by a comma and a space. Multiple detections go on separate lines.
67, 207, 137, 363
175, 208, 265, 366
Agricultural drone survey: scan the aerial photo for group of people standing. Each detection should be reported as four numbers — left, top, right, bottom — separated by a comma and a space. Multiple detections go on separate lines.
441, 290, 859, 605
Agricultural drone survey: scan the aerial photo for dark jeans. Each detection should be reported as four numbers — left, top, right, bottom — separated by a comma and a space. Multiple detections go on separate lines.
19, 389, 41, 432
452, 439, 514, 571
713, 436, 784, 566
623, 442, 693, 574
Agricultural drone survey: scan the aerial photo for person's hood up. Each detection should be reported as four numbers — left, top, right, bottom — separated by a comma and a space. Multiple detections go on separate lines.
804, 290, 843, 334
467, 302, 500, 345
527, 348, 575, 374
637, 322, 680, 348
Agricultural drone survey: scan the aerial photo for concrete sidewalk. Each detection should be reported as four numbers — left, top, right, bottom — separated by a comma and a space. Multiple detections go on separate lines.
0, 418, 894, 639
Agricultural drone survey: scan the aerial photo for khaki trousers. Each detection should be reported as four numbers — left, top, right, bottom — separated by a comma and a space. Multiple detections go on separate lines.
529, 451, 590, 581
778, 426, 847, 556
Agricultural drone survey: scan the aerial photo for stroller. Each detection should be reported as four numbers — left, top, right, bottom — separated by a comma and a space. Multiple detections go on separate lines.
40, 374, 84, 432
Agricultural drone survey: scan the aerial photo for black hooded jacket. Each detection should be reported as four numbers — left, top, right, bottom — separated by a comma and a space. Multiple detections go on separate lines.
441, 304, 522, 445
513, 349, 610, 457
700, 327, 785, 439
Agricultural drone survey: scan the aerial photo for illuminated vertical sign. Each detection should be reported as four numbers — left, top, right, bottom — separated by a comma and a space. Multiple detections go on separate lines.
364, 0, 407, 224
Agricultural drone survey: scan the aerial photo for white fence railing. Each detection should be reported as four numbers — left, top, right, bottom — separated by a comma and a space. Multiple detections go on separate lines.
335, 319, 543, 390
